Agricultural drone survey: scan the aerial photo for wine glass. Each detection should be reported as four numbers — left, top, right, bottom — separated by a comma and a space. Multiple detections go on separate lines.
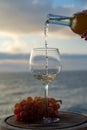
29, 48, 61, 123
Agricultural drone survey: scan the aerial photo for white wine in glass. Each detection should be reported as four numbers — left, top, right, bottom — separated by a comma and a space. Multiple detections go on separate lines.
29, 48, 61, 123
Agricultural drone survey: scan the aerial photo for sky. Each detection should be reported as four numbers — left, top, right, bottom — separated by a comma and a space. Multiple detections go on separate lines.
0, 0, 87, 72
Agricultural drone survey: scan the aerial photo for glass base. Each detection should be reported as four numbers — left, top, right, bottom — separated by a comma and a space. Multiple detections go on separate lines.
43, 117, 60, 124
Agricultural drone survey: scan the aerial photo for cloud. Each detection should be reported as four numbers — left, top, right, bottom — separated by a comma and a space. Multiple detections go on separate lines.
48, 27, 76, 39
0, 53, 87, 72
61, 54, 87, 59
0, 0, 52, 34
0, 0, 78, 35
0, 52, 87, 61
0, 52, 29, 60
77, 0, 87, 4
0, 34, 31, 53
0, 52, 29, 72
73, 0, 87, 10
61, 54, 87, 71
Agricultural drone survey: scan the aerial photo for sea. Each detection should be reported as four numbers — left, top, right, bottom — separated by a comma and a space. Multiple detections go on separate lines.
0, 70, 87, 119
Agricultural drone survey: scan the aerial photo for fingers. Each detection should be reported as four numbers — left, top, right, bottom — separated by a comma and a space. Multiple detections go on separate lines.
81, 31, 87, 38
81, 31, 87, 40
82, 10, 87, 13
85, 36, 87, 40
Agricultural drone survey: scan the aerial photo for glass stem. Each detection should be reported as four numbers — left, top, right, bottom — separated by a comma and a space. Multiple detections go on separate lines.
44, 84, 48, 98
44, 84, 48, 117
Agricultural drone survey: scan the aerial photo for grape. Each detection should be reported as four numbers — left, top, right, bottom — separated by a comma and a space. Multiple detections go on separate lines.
27, 96, 33, 103
14, 96, 61, 121
20, 100, 26, 107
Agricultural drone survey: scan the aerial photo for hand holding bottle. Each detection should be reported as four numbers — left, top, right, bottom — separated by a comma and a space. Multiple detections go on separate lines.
47, 10, 87, 40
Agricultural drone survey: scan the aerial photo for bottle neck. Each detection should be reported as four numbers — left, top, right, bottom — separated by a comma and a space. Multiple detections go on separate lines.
46, 14, 72, 26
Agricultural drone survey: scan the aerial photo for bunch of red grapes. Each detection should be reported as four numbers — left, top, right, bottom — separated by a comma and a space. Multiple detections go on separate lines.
14, 96, 60, 121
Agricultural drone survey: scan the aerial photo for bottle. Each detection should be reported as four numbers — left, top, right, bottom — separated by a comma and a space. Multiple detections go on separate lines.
46, 12, 87, 35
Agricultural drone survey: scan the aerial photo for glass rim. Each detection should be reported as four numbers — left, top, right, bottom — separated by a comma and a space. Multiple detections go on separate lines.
32, 47, 60, 51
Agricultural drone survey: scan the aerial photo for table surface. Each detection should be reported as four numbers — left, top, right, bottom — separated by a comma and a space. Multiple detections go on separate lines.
1, 111, 87, 130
